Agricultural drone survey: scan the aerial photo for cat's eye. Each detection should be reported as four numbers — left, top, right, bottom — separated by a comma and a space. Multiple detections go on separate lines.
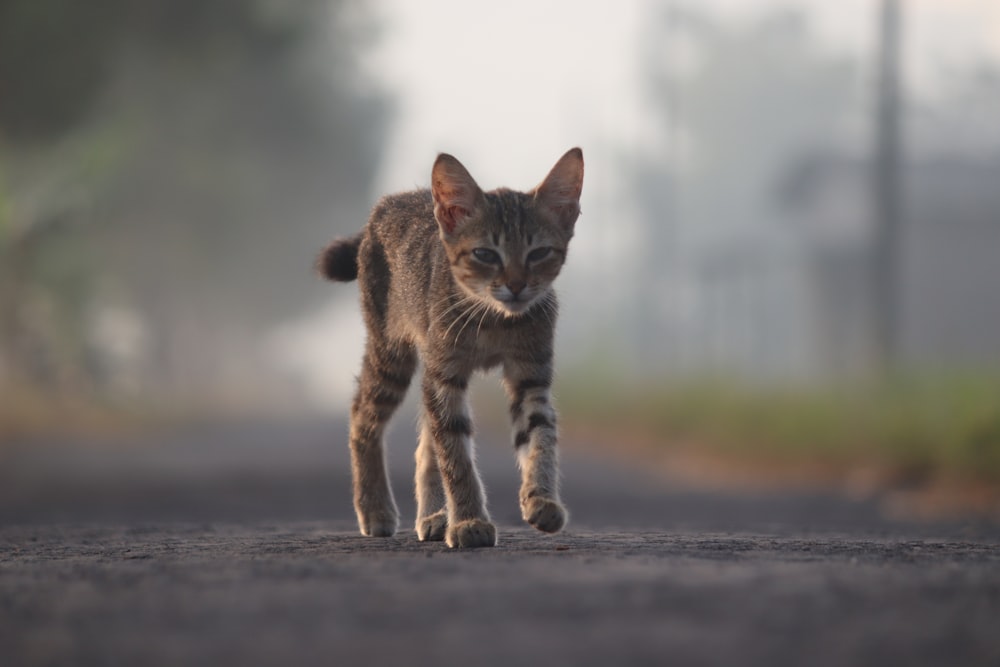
472, 248, 502, 264
526, 247, 553, 263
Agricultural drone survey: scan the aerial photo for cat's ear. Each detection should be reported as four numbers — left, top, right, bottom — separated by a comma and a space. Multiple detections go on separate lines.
534, 147, 584, 232
431, 153, 484, 235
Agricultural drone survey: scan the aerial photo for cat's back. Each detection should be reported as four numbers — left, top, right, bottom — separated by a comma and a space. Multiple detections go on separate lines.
365, 188, 442, 284
368, 189, 436, 243
360, 189, 444, 330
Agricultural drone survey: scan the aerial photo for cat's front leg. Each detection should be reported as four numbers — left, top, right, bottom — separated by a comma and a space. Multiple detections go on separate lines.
421, 372, 496, 548
504, 366, 568, 534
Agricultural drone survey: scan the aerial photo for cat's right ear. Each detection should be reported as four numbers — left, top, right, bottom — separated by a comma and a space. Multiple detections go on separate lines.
432, 153, 484, 235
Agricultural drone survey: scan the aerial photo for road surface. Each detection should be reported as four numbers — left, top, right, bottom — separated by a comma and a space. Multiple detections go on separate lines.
2, 417, 999, 666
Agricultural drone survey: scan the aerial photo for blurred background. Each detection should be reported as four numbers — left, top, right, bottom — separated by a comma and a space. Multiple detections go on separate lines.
2, 0, 999, 512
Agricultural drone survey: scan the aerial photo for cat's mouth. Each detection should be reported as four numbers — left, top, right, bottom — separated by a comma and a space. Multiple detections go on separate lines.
497, 297, 531, 315
492, 290, 538, 317
488, 283, 550, 317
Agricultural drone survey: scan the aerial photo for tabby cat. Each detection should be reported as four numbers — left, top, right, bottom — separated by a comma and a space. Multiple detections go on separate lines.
318, 148, 583, 548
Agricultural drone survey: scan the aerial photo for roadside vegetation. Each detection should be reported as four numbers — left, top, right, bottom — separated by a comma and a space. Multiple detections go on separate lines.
556, 371, 1000, 489
0, 386, 139, 444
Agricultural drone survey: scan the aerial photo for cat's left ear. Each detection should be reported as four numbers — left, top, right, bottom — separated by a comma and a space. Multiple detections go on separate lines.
534, 147, 584, 232
432, 153, 485, 236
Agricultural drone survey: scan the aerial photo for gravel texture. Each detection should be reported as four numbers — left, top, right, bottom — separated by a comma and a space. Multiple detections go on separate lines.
2, 418, 999, 666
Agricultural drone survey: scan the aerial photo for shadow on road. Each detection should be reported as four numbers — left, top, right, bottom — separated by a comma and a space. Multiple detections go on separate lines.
2, 416, 995, 539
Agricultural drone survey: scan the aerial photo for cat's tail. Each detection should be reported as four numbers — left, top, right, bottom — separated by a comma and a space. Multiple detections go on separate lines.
317, 233, 362, 282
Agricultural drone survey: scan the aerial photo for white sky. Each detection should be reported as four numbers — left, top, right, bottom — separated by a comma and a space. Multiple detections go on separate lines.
365, 1, 645, 194
366, 0, 1000, 195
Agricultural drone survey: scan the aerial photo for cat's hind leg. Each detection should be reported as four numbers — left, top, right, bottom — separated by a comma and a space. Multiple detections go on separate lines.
349, 339, 416, 537
414, 415, 448, 541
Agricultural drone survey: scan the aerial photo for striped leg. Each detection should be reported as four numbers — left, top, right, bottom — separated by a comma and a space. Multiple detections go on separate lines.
414, 415, 447, 541
422, 371, 496, 548
349, 339, 415, 537
504, 364, 567, 533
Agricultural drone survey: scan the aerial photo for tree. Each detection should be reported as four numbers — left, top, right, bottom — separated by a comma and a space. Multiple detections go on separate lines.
0, 0, 389, 401
631, 7, 857, 378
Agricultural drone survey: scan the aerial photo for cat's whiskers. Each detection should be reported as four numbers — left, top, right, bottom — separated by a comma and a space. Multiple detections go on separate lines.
440, 298, 479, 343
453, 298, 492, 344
438, 300, 476, 330
441, 293, 494, 345
536, 291, 557, 330
433, 292, 476, 320
475, 300, 496, 338
435, 293, 480, 337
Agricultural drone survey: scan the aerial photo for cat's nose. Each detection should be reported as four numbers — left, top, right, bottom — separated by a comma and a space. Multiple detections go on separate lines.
507, 280, 526, 297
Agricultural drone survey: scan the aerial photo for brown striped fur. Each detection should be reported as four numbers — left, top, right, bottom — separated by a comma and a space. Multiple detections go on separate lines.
319, 148, 583, 548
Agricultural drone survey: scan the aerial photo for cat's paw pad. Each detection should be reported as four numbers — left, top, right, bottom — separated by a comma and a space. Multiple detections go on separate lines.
446, 519, 497, 549
522, 497, 567, 534
358, 509, 399, 537
416, 510, 448, 541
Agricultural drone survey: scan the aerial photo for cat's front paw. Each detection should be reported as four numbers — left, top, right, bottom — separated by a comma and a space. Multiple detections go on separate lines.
446, 518, 497, 548
522, 497, 567, 534
357, 508, 399, 537
416, 510, 448, 541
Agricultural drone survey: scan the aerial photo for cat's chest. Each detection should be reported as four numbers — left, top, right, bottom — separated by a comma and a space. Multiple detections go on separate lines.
419, 317, 528, 371
470, 335, 509, 370
458, 326, 509, 370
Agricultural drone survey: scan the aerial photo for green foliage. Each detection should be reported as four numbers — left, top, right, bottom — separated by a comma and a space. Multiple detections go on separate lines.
0, 0, 123, 142
0, 0, 389, 399
557, 371, 1000, 484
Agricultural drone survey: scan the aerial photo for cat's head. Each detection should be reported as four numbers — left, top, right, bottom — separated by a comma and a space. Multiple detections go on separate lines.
431, 148, 584, 318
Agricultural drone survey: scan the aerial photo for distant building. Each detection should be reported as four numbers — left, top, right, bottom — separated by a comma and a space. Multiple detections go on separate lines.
777, 154, 1000, 376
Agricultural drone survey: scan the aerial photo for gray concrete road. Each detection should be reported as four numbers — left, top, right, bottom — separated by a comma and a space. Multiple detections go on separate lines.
2, 417, 999, 666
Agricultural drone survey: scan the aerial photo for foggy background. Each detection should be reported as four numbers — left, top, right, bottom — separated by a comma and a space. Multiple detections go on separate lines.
2, 0, 999, 484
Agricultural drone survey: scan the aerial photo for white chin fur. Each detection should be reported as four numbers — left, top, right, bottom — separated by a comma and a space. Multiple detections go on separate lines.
495, 298, 532, 317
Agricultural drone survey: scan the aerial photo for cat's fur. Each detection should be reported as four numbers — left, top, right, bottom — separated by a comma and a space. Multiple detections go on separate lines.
318, 148, 583, 548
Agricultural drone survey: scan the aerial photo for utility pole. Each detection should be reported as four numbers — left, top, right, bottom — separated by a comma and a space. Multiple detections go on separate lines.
662, 0, 680, 373
872, 0, 903, 375
633, 1, 682, 376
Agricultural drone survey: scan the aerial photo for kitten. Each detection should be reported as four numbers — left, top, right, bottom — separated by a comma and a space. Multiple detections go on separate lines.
318, 148, 583, 548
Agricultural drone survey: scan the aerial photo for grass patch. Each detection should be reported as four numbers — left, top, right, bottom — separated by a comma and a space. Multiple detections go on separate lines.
0, 385, 174, 447
556, 371, 1000, 486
